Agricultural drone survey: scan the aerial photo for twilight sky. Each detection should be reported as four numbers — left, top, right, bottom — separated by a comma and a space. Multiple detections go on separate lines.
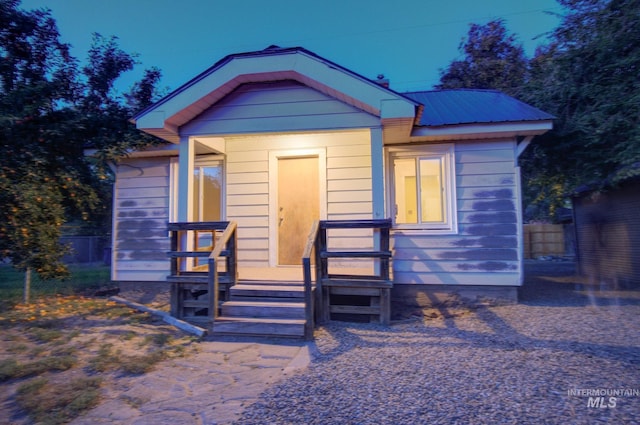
20, 0, 564, 96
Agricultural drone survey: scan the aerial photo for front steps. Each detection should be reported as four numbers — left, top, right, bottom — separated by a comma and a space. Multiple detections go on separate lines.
211, 281, 308, 338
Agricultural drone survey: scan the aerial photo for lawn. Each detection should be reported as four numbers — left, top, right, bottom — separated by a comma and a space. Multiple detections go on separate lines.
0, 264, 111, 311
0, 294, 200, 424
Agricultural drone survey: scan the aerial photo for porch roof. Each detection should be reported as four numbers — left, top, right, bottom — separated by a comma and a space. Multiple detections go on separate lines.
132, 46, 419, 143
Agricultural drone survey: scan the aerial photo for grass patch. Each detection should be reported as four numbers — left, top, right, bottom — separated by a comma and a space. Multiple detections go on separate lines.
16, 376, 102, 425
140, 333, 172, 348
0, 293, 201, 421
88, 343, 120, 373
0, 355, 76, 382
29, 326, 64, 343
89, 342, 169, 375
0, 264, 110, 311
120, 351, 166, 374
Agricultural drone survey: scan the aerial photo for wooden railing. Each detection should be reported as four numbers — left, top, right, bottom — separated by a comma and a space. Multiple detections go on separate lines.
303, 219, 393, 326
207, 221, 238, 319
302, 220, 321, 340
167, 221, 238, 323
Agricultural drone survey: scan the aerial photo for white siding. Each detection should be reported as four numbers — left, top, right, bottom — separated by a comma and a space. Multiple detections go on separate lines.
180, 81, 379, 136
112, 157, 171, 281
392, 140, 521, 286
226, 131, 373, 268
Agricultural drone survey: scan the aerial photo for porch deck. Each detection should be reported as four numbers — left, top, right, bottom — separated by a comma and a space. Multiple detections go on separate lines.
166, 220, 393, 339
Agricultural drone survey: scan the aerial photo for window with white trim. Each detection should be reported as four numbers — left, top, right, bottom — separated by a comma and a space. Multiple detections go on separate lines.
389, 144, 457, 233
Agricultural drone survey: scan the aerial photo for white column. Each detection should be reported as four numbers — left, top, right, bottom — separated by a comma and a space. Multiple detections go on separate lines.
370, 127, 385, 219
370, 127, 385, 276
177, 137, 195, 222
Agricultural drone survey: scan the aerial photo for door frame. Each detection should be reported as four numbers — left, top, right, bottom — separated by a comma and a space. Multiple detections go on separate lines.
268, 148, 327, 267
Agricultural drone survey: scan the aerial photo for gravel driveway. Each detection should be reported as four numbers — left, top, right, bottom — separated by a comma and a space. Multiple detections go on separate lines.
236, 260, 640, 424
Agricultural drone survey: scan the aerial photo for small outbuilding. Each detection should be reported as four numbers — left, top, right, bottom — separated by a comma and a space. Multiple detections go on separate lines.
572, 165, 640, 287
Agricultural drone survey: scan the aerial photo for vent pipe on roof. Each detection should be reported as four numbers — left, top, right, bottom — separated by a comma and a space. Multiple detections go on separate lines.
375, 74, 389, 88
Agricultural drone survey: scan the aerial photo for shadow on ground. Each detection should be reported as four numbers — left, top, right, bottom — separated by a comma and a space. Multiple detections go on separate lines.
519, 259, 640, 307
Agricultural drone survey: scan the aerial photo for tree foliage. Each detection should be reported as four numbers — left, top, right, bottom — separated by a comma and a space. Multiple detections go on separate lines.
0, 0, 162, 279
520, 0, 640, 219
437, 0, 640, 221
436, 19, 528, 96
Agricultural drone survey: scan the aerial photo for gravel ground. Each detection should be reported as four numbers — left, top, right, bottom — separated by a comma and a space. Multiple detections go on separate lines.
235, 261, 640, 424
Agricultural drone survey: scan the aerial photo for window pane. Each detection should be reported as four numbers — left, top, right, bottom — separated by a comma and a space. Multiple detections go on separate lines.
201, 166, 222, 221
420, 158, 444, 223
394, 158, 417, 224
192, 164, 222, 222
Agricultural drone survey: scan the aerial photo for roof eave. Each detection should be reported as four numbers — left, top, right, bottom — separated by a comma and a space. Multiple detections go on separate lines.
132, 47, 418, 143
404, 120, 553, 143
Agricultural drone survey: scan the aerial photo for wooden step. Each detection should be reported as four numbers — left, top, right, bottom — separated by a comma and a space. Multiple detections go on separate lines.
229, 284, 304, 299
221, 301, 305, 319
211, 317, 306, 337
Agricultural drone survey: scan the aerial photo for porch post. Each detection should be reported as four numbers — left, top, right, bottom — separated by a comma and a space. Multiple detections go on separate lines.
370, 127, 385, 219
177, 136, 195, 222
370, 127, 385, 276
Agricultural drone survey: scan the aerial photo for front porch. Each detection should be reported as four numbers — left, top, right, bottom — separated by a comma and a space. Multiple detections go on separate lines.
167, 219, 393, 339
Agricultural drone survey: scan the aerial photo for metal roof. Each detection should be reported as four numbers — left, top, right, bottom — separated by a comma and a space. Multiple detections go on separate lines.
404, 89, 555, 126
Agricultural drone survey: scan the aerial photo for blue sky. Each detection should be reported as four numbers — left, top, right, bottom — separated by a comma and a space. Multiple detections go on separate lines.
20, 0, 563, 96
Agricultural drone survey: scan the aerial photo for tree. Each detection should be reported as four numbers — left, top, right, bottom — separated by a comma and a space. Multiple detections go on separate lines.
520, 0, 640, 220
436, 19, 528, 96
436, 1, 640, 221
0, 0, 162, 299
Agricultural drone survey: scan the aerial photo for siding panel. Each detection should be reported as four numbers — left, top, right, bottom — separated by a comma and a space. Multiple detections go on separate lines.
392, 139, 521, 287
181, 81, 378, 135
226, 130, 373, 269
113, 157, 171, 281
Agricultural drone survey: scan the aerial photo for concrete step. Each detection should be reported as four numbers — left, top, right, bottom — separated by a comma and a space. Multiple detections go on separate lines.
229, 284, 305, 299
220, 300, 305, 319
211, 317, 306, 337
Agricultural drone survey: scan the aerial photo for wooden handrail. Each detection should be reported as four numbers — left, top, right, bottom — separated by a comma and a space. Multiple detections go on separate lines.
311, 219, 392, 324
208, 221, 238, 321
168, 221, 229, 231
302, 220, 320, 340
167, 221, 237, 323
302, 218, 393, 332
320, 219, 392, 229
302, 220, 320, 259
209, 221, 237, 261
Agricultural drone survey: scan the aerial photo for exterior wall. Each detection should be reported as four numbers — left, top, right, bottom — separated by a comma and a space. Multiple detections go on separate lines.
179, 80, 380, 269
392, 139, 521, 286
573, 180, 640, 286
112, 157, 171, 281
180, 80, 380, 136
225, 130, 374, 268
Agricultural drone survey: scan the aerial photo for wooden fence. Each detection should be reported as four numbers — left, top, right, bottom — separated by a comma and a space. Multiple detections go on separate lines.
524, 224, 574, 259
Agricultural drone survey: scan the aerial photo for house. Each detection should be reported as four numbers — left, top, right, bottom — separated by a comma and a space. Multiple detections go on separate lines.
572, 165, 640, 287
113, 45, 553, 330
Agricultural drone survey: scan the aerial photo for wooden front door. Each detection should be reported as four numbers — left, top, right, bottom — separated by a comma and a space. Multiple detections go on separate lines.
277, 156, 319, 265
